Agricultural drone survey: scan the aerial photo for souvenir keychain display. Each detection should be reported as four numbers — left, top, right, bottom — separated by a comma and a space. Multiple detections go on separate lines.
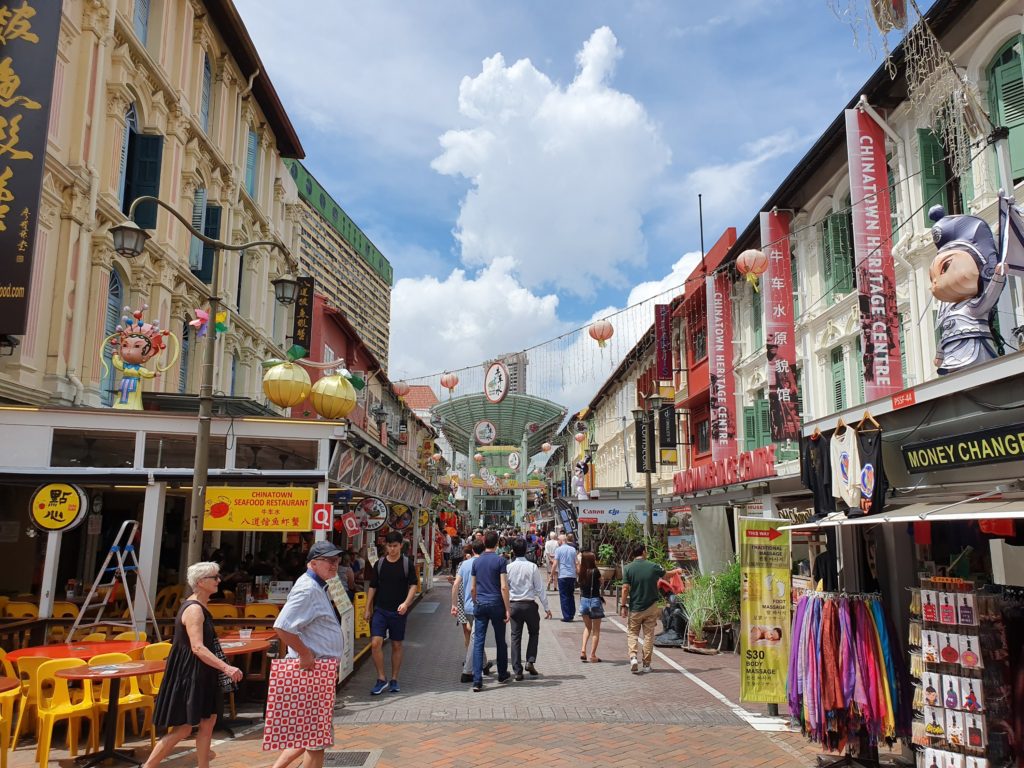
910, 578, 991, 768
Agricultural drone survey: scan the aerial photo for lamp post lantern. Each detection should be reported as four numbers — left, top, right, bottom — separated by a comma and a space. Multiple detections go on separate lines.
112, 195, 292, 573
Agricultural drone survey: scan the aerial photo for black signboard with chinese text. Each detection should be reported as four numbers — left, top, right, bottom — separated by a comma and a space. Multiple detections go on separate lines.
0, 1, 63, 336
292, 275, 314, 351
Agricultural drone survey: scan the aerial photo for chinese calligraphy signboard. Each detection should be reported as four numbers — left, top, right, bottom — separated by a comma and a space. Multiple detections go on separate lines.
483, 361, 509, 403
29, 482, 88, 533
759, 211, 800, 442
291, 276, 314, 352
846, 108, 903, 400
0, 0, 62, 336
654, 303, 672, 380
203, 487, 314, 531
706, 272, 737, 461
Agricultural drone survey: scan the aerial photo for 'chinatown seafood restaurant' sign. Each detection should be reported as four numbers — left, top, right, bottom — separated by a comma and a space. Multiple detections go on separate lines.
902, 422, 1024, 474
673, 445, 777, 495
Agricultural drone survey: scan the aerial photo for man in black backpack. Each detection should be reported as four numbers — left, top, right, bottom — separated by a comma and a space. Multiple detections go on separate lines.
366, 530, 419, 695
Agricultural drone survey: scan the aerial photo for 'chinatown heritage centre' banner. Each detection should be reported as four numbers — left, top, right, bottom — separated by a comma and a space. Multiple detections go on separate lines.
0, 1, 63, 336
706, 272, 737, 461
846, 107, 903, 400
759, 211, 800, 442
739, 516, 791, 705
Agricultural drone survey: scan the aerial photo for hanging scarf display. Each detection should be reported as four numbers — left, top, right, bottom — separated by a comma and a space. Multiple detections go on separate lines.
788, 592, 911, 751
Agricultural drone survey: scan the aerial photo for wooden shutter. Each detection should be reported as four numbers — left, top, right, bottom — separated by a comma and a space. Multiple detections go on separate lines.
127, 134, 163, 229
898, 313, 908, 388
134, 0, 150, 45
820, 219, 834, 303
918, 128, 948, 226
178, 321, 190, 394
201, 55, 212, 132
791, 248, 800, 316
752, 283, 762, 349
831, 347, 846, 412
101, 271, 124, 406
195, 205, 221, 284
245, 130, 259, 197
235, 249, 247, 313
755, 398, 771, 447
991, 52, 1024, 182
828, 213, 854, 294
188, 189, 207, 270
887, 154, 900, 240
855, 337, 865, 405
743, 406, 756, 452
117, 106, 136, 212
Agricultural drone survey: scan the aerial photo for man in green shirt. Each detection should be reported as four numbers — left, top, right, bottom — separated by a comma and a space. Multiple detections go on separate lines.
618, 542, 682, 673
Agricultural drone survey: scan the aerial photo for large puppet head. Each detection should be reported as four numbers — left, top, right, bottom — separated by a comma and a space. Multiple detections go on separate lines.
111, 305, 169, 364
928, 205, 999, 303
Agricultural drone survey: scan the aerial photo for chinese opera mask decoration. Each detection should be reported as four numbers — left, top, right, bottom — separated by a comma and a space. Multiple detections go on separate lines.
100, 305, 180, 410
928, 206, 1006, 375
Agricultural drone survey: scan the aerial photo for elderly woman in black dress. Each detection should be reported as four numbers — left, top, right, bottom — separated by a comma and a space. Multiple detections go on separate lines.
143, 561, 243, 768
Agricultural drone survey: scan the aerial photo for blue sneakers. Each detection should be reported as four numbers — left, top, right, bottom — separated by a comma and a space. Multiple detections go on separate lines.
371, 679, 388, 695
389, 679, 400, 693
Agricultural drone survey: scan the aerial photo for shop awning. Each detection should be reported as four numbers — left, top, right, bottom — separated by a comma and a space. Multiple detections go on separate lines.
780, 500, 1024, 531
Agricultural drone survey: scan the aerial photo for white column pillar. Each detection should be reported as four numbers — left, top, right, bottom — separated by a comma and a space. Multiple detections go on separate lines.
134, 481, 167, 630
39, 532, 62, 619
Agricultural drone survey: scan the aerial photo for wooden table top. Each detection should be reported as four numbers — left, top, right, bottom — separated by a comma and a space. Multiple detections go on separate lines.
0, 676, 19, 694
55, 659, 165, 681
219, 638, 270, 657
7, 640, 148, 662
220, 629, 276, 641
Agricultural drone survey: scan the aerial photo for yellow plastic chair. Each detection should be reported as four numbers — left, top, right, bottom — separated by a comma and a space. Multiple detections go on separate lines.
112, 630, 147, 642
140, 643, 171, 696
0, 650, 17, 751
87, 652, 155, 748
0, 711, 7, 768
206, 603, 239, 619
11, 655, 49, 744
34, 658, 98, 766
0, 596, 9, 617
80, 632, 107, 642
153, 585, 183, 618
48, 601, 80, 643
243, 603, 280, 619
3, 602, 37, 619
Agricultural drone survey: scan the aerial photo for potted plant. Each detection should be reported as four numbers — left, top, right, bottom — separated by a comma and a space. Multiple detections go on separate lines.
597, 543, 617, 587
682, 576, 716, 649
709, 558, 741, 651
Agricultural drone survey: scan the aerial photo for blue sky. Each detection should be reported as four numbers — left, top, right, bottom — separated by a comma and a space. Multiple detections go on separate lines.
234, 1, 905, 391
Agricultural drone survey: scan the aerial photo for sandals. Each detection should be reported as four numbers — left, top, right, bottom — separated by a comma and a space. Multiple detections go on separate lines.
580, 653, 588, 661
589, 657, 602, 663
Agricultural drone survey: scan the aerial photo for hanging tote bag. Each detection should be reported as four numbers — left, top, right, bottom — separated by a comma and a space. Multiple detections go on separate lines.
262, 658, 339, 751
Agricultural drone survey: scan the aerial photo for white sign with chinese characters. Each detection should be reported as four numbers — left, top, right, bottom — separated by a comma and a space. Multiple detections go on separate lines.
484, 361, 510, 403
474, 420, 497, 445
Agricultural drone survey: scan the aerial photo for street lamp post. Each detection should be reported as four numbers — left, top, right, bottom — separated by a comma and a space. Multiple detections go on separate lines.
111, 196, 295, 571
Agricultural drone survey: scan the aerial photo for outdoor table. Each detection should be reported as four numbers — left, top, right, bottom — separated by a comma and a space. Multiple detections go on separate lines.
0, 676, 18, 694
219, 629, 277, 641
215, 637, 272, 736
56, 659, 165, 768
7, 640, 149, 663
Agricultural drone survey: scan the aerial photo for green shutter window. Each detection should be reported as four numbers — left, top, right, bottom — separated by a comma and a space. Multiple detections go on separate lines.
919, 128, 949, 225
791, 247, 800, 317
855, 337, 865, 405
124, 134, 163, 229
178, 320, 190, 394
245, 129, 259, 198
820, 219, 833, 305
831, 347, 847, 412
831, 212, 855, 294
752, 285, 762, 349
201, 55, 212, 133
195, 205, 221, 284
887, 154, 901, 241
898, 313, 908, 387
743, 406, 756, 453
134, 0, 150, 45
989, 38, 1024, 184
755, 397, 771, 448
188, 188, 207, 270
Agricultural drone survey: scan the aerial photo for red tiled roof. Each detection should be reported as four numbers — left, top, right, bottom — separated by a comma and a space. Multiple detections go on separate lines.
403, 385, 439, 410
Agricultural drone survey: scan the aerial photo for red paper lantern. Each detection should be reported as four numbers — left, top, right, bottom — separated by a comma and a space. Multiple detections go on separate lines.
736, 249, 769, 291
392, 381, 411, 398
474, 453, 484, 463
574, 433, 586, 444
588, 319, 614, 348
440, 372, 459, 394
541, 442, 552, 452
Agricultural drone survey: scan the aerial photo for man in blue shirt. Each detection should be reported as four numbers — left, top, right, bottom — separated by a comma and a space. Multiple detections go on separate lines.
451, 539, 490, 683
470, 530, 511, 691
551, 532, 579, 621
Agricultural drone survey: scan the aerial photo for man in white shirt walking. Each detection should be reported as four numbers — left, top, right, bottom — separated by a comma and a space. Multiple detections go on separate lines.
543, 532, 559, 590
507, 538, 552, 680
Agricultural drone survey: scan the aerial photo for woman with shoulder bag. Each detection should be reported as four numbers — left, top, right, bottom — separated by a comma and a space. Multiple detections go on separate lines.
577, 551, 604, 662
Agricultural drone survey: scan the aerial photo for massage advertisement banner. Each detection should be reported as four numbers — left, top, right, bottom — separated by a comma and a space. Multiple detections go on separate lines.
739, 516, 791, 704
705, 272, 737, 461
846, 107, 903, 400
759, 211, 801, 442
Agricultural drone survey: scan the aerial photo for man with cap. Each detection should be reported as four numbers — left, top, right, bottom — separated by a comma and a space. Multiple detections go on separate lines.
271, 540, 346, 768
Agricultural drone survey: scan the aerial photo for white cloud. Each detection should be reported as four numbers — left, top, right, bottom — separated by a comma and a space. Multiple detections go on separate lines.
388, 258, 563, 381
432, 26, 671, 296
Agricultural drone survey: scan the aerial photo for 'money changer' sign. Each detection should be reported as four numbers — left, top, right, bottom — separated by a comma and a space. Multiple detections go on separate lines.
0, 1, 63, 336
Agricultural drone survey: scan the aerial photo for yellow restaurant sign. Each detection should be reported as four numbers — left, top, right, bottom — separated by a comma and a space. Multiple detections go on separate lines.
204, 487, 314, 531
30, 483, 89, 533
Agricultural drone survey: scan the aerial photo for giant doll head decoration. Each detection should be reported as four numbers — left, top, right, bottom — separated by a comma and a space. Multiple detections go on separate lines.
928, 206, 1006, 375
100, 305, 179, 410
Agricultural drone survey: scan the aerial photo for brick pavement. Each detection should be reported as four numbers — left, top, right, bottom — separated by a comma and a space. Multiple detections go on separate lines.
12, 587, 827, 767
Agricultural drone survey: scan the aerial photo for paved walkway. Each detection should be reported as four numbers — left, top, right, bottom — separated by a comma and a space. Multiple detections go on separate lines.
15, 586, 830, 767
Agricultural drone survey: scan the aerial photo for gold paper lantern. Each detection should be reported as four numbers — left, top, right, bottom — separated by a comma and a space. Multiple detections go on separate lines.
262, 362, 311, 408
310, 373, 357, 419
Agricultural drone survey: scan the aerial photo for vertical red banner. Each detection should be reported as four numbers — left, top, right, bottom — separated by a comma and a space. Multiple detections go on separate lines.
706, 273, 737, 461
654, 303, 672, 380
759, 211, 801, 443
846, 108, 903, 400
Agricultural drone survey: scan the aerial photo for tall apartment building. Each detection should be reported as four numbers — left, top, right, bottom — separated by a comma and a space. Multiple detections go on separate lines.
484, 352, 530, 394
284, 160, 393, 369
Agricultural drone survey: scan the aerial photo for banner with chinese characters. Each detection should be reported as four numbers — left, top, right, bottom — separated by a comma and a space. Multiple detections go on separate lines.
204, 487, 314, 531
706, 272, 737, 461
654, 303, 673, 380
635, 414, 655, 474
292, 276, 314, 351
0, 1, 63, 335
739, 517, 791, 705
846, 108, 903, 400
759, 211, 800, 442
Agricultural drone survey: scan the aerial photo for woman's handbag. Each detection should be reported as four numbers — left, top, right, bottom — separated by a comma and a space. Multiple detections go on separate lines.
210, 635, 238, 692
